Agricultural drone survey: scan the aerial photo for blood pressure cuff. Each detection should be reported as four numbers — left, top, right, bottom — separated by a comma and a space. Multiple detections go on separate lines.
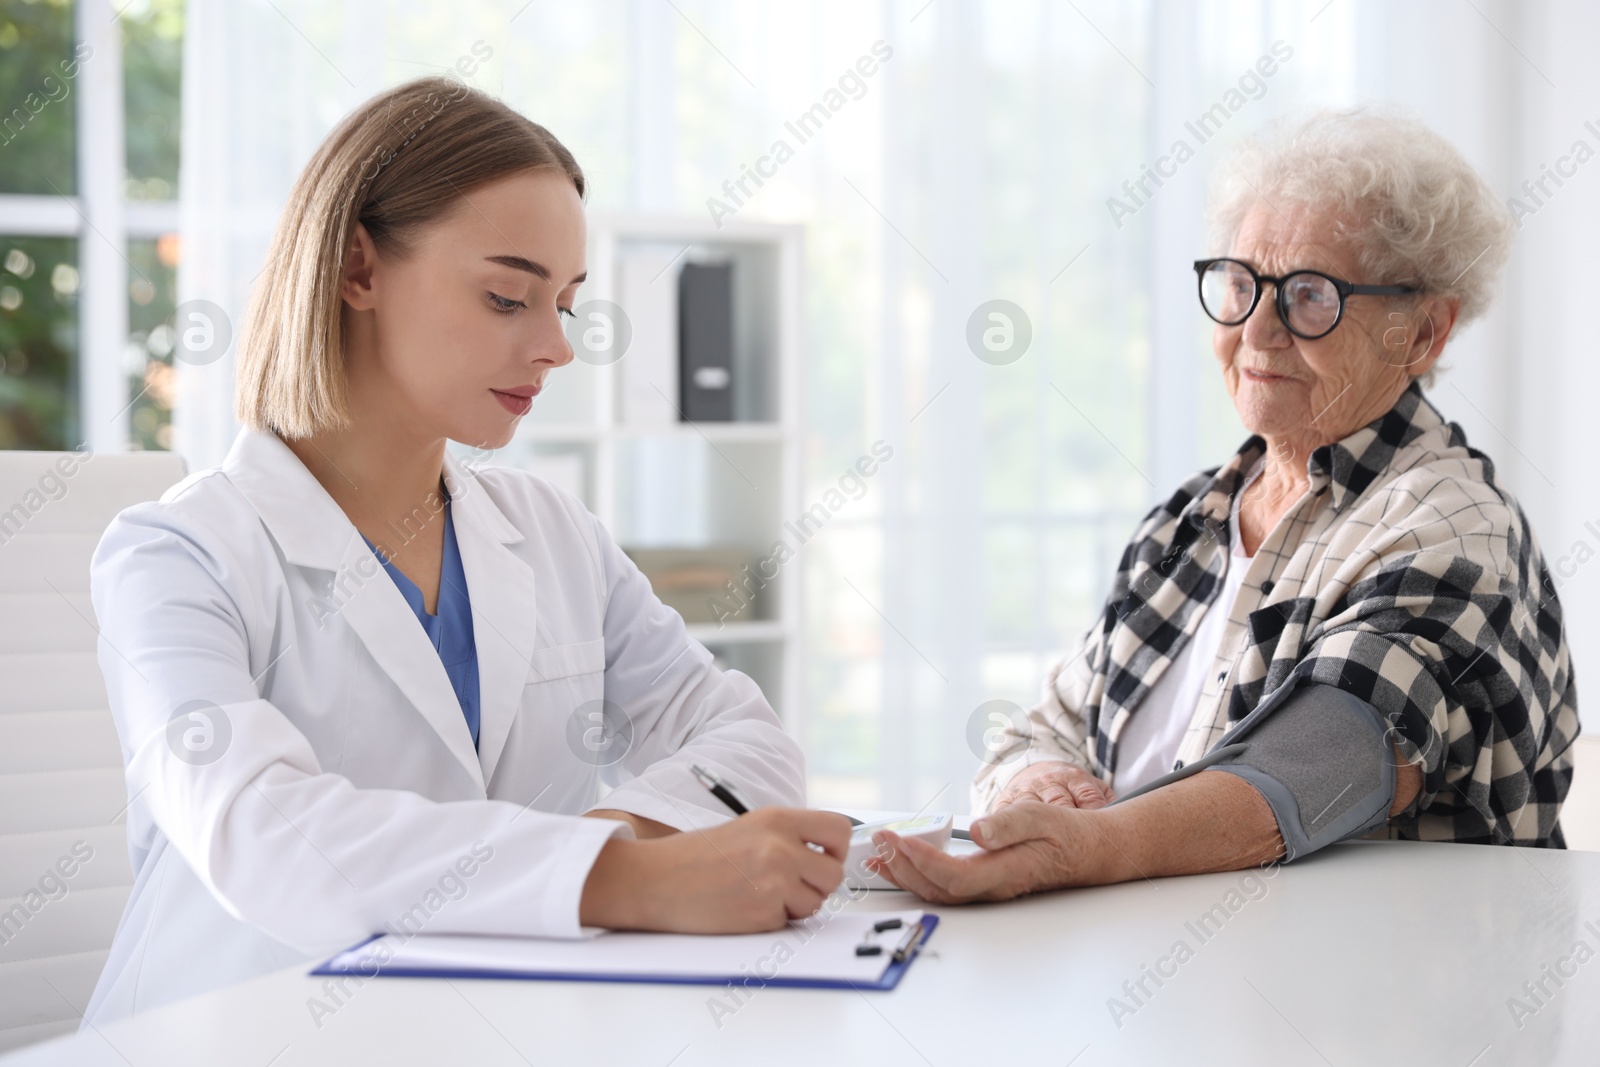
1208, 682, 1397, 861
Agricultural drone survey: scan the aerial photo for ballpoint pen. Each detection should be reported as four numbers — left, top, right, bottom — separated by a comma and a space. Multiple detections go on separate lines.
690, 764, 865, 826
691, 763, 750, 815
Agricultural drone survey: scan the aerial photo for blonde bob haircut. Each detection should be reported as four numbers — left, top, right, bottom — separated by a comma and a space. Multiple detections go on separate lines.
234, 76, 585, 439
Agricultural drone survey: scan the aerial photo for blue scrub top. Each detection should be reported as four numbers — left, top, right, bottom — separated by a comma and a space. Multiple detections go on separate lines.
360, 496, 481, 747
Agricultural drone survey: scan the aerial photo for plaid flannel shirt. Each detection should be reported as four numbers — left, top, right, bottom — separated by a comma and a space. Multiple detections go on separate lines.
974, 382, 1580, 847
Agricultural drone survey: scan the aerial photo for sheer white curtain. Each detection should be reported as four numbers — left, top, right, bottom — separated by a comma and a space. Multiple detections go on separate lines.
177, 0, 1579, 812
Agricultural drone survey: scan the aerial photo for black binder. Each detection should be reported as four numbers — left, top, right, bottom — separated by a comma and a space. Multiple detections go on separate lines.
677, 262, 735, 422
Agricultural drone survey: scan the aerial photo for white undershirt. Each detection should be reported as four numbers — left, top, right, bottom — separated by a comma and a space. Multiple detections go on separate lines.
1112, 467, 1261, 794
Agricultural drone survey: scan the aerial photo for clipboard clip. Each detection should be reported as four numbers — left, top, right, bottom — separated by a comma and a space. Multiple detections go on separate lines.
854, 916, 928, 961
891, 921, 927, 962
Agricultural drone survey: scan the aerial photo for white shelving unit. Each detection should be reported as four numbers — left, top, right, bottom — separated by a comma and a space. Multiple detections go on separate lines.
461, 215, 805, 727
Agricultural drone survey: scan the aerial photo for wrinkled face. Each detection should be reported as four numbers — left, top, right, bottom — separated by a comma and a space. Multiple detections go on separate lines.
1212, 203, 1425, 451
349, 167, 586, 450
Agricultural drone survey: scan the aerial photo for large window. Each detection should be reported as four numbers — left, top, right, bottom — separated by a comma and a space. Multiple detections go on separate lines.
0, 0, 182, 451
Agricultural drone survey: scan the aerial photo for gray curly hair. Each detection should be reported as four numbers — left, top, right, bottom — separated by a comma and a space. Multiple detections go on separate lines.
1207, 108, 1515, 380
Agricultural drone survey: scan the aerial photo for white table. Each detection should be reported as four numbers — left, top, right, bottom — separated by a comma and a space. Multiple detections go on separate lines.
6, 840, 1598, 1066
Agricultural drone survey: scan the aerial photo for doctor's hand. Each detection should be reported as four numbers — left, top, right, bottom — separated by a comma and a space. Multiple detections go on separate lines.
864, 801, 1096, 905
579, 808, 852, 934
993, 761, 1114, 810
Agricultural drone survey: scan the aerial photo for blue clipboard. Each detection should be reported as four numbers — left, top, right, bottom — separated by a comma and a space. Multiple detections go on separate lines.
310, 913, 938, 992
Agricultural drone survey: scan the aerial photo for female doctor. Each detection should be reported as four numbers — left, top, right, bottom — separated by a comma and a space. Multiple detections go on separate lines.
84, 76, 849, 1025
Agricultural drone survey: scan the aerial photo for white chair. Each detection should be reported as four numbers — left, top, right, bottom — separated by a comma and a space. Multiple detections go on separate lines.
0, 449, 187, 1053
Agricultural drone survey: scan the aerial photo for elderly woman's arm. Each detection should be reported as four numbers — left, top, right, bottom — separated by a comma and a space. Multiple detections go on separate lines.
879, 500, 1537, 901
869, 750, 1422, 903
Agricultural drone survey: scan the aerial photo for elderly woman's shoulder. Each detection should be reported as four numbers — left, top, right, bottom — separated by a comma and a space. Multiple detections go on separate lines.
1353, 437, 1532, 565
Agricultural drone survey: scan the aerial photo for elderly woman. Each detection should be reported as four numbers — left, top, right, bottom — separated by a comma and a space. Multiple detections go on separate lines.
867, 110, 1579, 903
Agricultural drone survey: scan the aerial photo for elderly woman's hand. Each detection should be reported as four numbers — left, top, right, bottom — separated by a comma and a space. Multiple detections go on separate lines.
864, 801, 1094, 904
992, 760, 1114, 810
871, 771, 1291, 905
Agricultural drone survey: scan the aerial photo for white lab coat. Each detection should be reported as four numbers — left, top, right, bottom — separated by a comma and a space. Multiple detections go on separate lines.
82, 428, 804, 1027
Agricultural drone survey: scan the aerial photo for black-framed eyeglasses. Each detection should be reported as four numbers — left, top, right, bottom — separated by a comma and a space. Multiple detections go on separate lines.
1192, 258, 1420, 340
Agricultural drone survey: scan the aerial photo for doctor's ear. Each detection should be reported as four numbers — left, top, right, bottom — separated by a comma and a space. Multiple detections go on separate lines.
340, 222, 381, 311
